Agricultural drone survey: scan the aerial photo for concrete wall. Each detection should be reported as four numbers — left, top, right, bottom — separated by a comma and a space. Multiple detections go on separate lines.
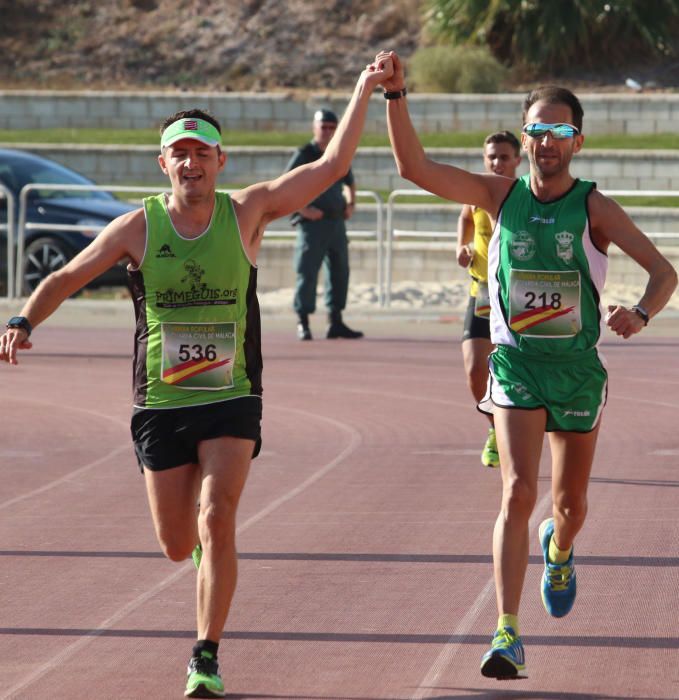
7, 143, 679, 193
2, 90, 679, 135
261, 203, 679, 241
257, 238, 679, 295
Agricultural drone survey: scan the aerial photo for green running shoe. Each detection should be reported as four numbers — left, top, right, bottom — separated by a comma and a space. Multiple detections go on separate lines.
192, 544, 202, 570
480, 626, 526, 679
481, 427, 500, 468
185, 650, 225, 698
539, 518, 577, 617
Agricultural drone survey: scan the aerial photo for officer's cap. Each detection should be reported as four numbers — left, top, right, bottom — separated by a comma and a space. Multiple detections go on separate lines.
313, 109, 338, 124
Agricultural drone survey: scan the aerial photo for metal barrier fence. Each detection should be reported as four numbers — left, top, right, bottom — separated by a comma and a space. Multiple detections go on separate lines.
257, 189, 385, 305
6, 181, 679, 305
384, 188, 679, 307
12, 184, 384, 300
1, 184, 16, 299
15, 184, 163, 299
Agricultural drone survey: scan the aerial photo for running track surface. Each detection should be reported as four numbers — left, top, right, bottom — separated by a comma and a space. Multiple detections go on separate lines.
1, 317, 678, 700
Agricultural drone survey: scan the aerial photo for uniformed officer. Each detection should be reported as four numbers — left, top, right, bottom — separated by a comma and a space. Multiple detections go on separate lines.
286, 108, 363, 341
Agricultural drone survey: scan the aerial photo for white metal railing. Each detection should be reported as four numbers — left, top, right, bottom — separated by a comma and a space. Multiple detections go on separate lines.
15, 184, 384, 301
15, 184, 163, 298
385, 189, 457, 306
11, 182, 679, 305
246, 189, 385, 304
384, 188, 679, 307
0, 184, 16, 299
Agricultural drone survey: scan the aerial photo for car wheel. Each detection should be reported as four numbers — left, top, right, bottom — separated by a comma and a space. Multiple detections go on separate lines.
23, 236, 74, 295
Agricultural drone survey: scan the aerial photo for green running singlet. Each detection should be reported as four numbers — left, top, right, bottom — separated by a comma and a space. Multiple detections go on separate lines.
488, 175, 607, 358
480, 176, 609, 431
128, 192, 262, 409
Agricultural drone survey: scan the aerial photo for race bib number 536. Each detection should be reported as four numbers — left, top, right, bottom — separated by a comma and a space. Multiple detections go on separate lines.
161, 322, 236, 390
509, 269, 581, 337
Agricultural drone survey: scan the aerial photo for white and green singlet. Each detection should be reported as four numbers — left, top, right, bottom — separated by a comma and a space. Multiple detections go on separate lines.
488, 175, 607, 357
128, 192, 262, 409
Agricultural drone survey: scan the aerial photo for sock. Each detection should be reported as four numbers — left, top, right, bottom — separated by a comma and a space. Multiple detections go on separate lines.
192, 639, 219, 659
498, 613, 519, 635
548, 535, 572, 564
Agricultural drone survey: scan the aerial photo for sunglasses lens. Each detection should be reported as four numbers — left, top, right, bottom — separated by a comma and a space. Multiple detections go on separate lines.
552, 124, 576, 138
525, 124, 548, 137
524, 123, 577, 139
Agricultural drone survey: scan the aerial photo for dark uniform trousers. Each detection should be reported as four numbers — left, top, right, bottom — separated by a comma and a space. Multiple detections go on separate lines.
293, 216, 349, 316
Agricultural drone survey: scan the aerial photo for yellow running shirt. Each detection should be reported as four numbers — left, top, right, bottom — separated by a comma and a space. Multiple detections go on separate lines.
469, 207, 492, 297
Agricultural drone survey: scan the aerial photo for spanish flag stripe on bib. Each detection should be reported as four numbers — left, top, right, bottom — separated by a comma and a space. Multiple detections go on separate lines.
510, 305, 576, 333
163, 357, 231, 385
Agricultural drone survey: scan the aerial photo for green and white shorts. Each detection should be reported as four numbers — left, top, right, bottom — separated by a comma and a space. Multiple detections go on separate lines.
478, 345, 608, 432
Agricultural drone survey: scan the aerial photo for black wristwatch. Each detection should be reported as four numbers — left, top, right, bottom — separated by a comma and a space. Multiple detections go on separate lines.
631, 305, 649, 326
6, 316, 32, 337
384, 87, 407, 100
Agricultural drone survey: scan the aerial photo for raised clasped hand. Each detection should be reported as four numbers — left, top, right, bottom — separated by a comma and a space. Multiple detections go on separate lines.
363, 50, 395, 88
371, 50, 404, 91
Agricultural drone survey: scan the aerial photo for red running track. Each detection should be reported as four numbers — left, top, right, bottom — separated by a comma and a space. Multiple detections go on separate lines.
0, 321, 678, 699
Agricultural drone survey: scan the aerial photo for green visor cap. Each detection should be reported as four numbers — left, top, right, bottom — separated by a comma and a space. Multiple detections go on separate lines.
160, 118, 222, 149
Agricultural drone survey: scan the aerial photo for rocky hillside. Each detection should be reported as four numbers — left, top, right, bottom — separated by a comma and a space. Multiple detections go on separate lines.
2, 0, 677, 93
1, 0, 421, 91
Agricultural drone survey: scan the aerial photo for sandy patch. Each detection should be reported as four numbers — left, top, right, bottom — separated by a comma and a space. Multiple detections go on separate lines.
258, 281, 679, 313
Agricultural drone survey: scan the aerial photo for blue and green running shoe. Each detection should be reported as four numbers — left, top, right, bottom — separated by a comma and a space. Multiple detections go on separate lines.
539, 517, 576, 617
192, 544, 202, 570
185, 650, 225, 698
480, 626, 525, 679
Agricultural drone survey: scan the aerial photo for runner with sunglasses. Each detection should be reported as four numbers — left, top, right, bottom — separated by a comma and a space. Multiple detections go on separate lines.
375, 50, 677, 679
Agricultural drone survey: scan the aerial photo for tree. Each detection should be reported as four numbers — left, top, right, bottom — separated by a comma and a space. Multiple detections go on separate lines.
426, 0, 679, 74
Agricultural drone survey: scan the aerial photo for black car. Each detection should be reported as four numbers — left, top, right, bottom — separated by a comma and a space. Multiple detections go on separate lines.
0, 148, 137, 296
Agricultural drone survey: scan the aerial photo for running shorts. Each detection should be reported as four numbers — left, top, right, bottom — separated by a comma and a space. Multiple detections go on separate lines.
478, 345, 607, 432
462, 295, 491, 341
131, 396, 262, 472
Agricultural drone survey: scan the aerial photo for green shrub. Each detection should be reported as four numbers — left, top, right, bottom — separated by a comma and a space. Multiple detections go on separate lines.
425, 0, 679, 73
409, 45, 507, 93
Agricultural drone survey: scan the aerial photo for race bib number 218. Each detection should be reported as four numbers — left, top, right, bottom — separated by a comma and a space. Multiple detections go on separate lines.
509, 269, 581, 337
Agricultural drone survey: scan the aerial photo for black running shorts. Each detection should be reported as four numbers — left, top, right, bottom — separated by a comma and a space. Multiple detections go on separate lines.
462, 295, 491, 341
131, 396, 262, 472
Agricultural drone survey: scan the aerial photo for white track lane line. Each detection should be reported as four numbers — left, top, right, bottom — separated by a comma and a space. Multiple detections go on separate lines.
0, 444, 131, 513
1, 404, 361, 699
411, 389, 678, 699
273, 380, 473, 410
411, 489, 554, 699
610, 394, 679, 409
0, 396, 129, 512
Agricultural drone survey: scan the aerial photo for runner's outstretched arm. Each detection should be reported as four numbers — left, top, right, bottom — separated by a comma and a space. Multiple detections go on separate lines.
0, 209, 143, 364
377, 50, 512, 215
233, 57, 393, 254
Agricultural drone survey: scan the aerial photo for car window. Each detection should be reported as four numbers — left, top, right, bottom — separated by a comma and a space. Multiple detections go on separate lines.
0, 166, 13, 221
4, 155, 113, 201
0, 163, 18, 192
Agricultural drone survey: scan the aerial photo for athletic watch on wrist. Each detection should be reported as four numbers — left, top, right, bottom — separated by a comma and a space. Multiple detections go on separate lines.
383, 87, 407, 100
631, 305, 649, 325
6, 316, 32, 337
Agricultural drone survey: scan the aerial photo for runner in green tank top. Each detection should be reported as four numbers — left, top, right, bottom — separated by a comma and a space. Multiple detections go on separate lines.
376, 50, 677, 680
0, 56, 396, 698
132, 191, 258, 409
